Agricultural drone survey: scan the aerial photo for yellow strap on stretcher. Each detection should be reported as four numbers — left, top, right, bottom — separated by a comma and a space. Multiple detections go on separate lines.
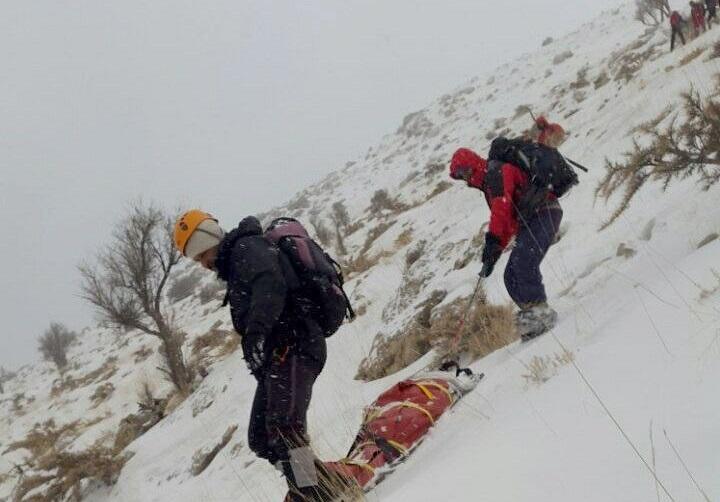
413, 381, 455, 404
386, 439, 409, 455
394, 401, 435, 424
339, 458, 376, 474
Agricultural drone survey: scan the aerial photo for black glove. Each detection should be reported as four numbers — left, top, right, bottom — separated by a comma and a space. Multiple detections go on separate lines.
242, 332, 267, 375
480, 233, 503, 278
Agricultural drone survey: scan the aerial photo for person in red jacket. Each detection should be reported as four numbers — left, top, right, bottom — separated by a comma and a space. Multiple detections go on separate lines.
534, 116, 566, 148
449, 147, 562, 340
690, 1, 707, 35
670, 11, 687, 50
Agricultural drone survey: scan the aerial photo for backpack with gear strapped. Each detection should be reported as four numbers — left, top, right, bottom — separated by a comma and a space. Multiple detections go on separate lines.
265, 217, 355, 337
488, 137, 579, 213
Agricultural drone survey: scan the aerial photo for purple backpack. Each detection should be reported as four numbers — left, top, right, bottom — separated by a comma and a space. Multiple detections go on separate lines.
265, 218, 355, 337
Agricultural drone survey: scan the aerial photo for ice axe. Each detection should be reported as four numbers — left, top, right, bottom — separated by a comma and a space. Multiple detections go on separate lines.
521, 106, 589, 173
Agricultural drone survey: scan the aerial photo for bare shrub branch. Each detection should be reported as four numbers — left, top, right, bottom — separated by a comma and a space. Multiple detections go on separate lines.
79, 201, 191, 394
597, 86, 720, 229
634, 0, 670, 26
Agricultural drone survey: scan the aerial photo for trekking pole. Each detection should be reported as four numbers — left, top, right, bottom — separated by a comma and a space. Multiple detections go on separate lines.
445, 275, 485, 361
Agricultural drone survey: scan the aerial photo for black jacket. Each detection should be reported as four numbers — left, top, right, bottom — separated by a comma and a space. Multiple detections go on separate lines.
215, 216, 326, 371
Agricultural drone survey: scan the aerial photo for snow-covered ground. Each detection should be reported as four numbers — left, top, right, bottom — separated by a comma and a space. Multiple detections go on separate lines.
2, 2, 720, 501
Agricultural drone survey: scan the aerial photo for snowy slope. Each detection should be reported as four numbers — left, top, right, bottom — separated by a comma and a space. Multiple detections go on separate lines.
3, 2, 720, 501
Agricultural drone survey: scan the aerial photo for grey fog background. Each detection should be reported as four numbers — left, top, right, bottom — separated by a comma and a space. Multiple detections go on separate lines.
0, 0, 625, 370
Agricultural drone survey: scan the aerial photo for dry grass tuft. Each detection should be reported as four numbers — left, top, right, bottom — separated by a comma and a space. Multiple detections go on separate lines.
189, 329, 239, 379
594, 71, 610, 89
6, 418, 132, 502
90, 382, 115, 408
344, 250, 393, 277
708, 40, 720, 61
522, 351, 575, 385
359, 221, 395, 256
132, 345, 153, 363
357, 293, 516, 381
394, 228, 414, 249
428, 181, 452, 199
51, 357, 118, 397
678, 47, 705, 67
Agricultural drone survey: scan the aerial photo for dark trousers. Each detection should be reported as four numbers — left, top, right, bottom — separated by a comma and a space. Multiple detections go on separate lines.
671, 26, 686, 50
248, 339, 327, 500
504, 202, 563, 307
248, 351, 324, 462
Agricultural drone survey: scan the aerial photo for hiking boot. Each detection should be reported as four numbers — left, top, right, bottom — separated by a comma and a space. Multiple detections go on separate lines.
516, 303, 557, 342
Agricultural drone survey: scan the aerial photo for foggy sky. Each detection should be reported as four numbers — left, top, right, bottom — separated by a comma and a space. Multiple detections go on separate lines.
0, 0, 625, 370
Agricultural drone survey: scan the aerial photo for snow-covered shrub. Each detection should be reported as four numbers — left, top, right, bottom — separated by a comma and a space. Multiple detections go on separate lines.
570, 66, 590, 89
198, 280, 225, 304
191, 425, 238, 476
369, 189, 407, 215
678, 47, 705, 67
190, 328, 239, 371
132, 345, 153, 363
38, 322, 77, 372
0, 366, 16, 394
286, 192, 310, 211
634, 0, 670, 26
709, 40, 720, 61
167, 268, 205, 303
552, 50, 574, 65
11, 392, 35, 416
309, 215, 333, 247
90, 382, 115, 407
359, 221, 395, 256
397, 110, 436, 138
597, 86, 720, 228
405, 240, 426, 268
51, 356, 118, 397
593, 70, 610, 89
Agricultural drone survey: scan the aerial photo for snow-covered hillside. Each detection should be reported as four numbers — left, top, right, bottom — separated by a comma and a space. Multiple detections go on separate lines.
3, 2, 720, 501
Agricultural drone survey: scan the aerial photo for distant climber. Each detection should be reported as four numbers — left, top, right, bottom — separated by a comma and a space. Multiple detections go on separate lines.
533, 116, 566, 148
449, 143, 572, 341
690, 1, 707, 35
706, 0, 717, 27
670, 10, 687, 50
173, 211, 353, 502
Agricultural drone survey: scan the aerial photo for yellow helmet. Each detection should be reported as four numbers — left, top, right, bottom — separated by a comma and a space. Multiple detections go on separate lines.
173, 209, 217, 256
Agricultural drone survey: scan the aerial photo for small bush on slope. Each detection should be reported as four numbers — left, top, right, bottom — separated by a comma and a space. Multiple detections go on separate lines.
38, 323, 77, 373
522, 351, 575, 385
357, 291, 516, 381
597, 83, 720, 228
190, 328, 240, 374
6, 419, 130, 502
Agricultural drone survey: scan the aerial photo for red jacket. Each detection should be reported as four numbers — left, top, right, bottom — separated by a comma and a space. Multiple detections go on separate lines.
449, 148, 487, 187
483, 161, 531, 249
671, 11, 682, 26
449, 148, 531, 250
